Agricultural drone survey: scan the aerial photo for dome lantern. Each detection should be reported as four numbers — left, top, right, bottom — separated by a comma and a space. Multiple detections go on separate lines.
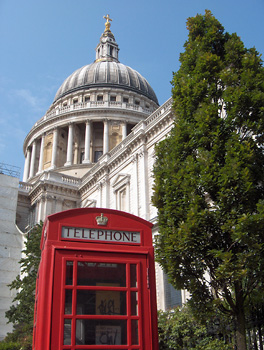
95, 14, 119, 63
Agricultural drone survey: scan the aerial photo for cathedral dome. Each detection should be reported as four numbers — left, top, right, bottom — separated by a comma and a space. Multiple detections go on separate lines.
22, 15, 160, 183
53, 61, 159, 105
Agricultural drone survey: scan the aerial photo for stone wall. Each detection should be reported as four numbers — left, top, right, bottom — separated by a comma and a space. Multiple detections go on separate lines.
0, 174, 23, 340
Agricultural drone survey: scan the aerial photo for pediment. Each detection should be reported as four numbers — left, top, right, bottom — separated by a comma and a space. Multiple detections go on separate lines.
112, 173, 130, 189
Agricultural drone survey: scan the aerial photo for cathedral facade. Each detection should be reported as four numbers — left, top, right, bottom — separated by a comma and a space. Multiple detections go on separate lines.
16, 16, 184, 316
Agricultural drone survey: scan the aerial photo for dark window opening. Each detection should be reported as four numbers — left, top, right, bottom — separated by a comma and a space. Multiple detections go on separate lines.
127, 124, 135, 135
94, 151, 103, 163
80, 152, 84, 164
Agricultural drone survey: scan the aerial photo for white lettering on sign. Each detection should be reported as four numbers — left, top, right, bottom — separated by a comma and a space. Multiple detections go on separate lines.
61, 227, 141, 244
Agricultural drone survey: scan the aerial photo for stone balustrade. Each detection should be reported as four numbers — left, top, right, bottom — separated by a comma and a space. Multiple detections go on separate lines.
38, 171, 81, 187
19, 182, 33, 192
40, 101, 154, 126
19, 172, 81, 192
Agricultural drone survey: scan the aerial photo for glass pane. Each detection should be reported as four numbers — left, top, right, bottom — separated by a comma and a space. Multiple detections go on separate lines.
63, 319, 71, 345
65, 290, 72, 314
77, 290, 126, 315
131, 292, 138, 316
77, 290, 95, 315
130, 264, 137, 287
131, 320, 139, 345
76, 319, 127, 345
77, 262, 126, 286
65, 261, 73, 285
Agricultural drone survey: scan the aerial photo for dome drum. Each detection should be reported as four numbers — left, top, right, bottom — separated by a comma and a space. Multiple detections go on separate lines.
24, 92, 153, 154
50, 86, 157, 115
23, 115, 139, 182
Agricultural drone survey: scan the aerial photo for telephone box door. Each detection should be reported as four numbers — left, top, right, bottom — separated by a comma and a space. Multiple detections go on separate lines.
51, 250, 152, 350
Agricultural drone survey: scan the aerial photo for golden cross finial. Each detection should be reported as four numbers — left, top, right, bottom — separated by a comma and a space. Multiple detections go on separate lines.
103, 14, 112, 32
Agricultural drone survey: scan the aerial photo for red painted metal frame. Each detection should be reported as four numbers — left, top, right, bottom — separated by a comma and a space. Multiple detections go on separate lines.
51, 251, 146, 349
32, 208, 158, 350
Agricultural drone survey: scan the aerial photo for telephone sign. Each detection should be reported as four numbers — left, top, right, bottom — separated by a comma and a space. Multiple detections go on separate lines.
32, 208, 159, 350
61, 226, 141, 243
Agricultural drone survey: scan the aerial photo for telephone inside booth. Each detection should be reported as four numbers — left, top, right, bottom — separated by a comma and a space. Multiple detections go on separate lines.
33, 208, 159, 350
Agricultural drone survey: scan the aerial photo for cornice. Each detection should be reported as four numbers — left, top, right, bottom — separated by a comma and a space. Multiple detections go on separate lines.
28, 179, 80, 204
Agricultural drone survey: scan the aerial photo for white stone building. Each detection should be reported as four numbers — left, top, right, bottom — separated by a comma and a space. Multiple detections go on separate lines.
11, 16, 184, 334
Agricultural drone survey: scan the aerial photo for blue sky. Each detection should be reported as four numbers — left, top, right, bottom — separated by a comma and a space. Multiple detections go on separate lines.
0, 0, 263, 180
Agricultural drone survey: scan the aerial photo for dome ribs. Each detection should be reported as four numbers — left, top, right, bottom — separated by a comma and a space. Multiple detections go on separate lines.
53, 62, 158, 105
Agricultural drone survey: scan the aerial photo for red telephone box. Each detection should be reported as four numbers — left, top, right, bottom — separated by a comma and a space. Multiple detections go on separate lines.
33, 208, 159, 350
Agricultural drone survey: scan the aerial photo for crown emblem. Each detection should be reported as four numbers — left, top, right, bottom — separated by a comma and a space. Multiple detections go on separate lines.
96, 213, 108, 226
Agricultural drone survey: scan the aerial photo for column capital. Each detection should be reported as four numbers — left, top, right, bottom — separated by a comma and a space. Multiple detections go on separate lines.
30, 139, 36, 148
23, 147, 31, 182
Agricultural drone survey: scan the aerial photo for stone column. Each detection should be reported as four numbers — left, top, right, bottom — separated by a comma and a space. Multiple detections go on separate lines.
29, 141, 36, 178
102, 176, 110, 208
37, 197, 43, 223
99, 182, 103, 207
23, 148, 31, 182
65, 123, 74, 166
132, 154, 139, 216
138, 146, 149, 220
103, 119, 109, 153
122, 122, 127, 140
83, 120, 91, 164
44, 195, 53, 218
43, 194, 48, 220
126, 180, 130, 211
51, 128, 58, 169
55, 197, 63, 213
37, 134, 45, 174
73, 142, 78, 165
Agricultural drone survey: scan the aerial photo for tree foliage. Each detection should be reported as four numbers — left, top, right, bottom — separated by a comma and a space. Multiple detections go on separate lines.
4, 223, 42, 349
153, 10, 264, 350
158, 306, 233, 350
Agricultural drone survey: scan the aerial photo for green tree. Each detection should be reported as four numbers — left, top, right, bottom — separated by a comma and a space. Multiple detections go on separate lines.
158, 305, 233, 350
4, 223, 42, 349
153, 10, 264, 350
